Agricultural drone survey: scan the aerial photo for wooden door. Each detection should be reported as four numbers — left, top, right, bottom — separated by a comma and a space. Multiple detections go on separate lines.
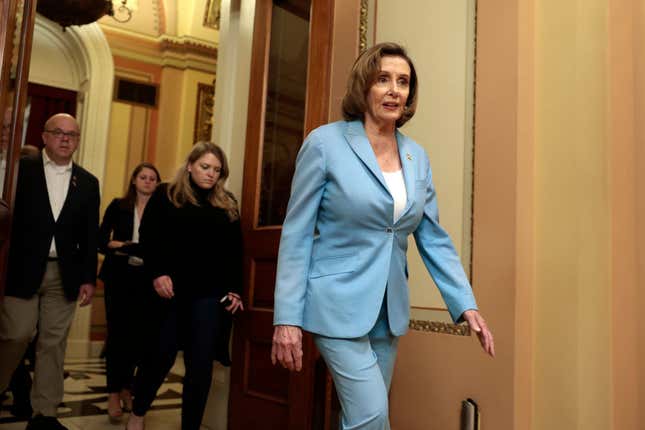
23, 82, 77, 149
228, 0, 334, 428
0, 0, 38, 298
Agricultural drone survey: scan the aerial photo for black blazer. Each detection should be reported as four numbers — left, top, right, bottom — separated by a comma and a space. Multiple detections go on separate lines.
98, 198, 143, 284
6, 154, 100, 301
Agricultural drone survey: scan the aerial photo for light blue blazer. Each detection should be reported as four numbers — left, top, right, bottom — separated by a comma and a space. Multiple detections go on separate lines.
273, 120, 477, 338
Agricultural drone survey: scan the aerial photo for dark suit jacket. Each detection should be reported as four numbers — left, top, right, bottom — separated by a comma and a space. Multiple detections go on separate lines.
97, 198, 143, 284
6, 154, 100, 301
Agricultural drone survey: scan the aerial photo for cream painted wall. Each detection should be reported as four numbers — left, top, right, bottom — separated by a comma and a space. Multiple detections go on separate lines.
102, 102, 133, 214
155, 67, 184, 178
100, 102, 151, 215
29, 26, 80, 90
533, 1, 611, 428
373, 0, 475, 313
177, 0, 219, 43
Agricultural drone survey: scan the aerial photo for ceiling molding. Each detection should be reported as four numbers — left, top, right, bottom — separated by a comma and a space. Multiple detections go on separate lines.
101, 26, 217, 73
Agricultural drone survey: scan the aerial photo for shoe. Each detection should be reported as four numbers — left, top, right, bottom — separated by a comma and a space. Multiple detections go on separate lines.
124, 413, 145, 430
10, 401, 33, 419
108, 393, 124, 424
120, 389, 133, 412
25, 415, 69, 430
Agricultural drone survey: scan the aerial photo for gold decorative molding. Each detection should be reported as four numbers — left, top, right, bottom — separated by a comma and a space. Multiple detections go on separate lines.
359, 0, 368, 53
194, 82, 215, 143
409, 319, 471, 336
159, 35, 218, 60
101, 27, 217, 73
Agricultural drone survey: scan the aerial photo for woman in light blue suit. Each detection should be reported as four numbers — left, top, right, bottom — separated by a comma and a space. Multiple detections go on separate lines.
271, 42, 495, 429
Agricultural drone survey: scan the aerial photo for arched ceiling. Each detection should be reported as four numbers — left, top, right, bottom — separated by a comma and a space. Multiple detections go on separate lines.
98, 0, 218, 45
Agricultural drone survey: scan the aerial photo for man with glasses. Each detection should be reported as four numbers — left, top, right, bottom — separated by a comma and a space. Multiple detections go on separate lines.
0, 113, 100, 430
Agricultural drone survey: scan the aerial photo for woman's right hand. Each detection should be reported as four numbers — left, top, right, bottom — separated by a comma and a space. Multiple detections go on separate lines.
271, 325, 303, 372
153, 275, 174, 299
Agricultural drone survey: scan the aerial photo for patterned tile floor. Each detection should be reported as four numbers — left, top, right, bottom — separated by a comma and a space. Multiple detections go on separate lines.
0, 358, 186, 430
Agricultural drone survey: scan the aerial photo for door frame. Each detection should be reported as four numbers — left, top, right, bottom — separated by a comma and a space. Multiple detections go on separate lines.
229, 0, 334, 428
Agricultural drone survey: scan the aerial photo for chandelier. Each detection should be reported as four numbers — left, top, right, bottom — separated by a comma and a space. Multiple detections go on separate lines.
35, 0, 138, 28
111, 0, 138, 23
37, 0, 112, 28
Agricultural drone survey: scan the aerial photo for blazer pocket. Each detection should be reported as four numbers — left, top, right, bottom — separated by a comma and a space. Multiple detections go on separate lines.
415, 179, 427, 189
309, 254, 357, 279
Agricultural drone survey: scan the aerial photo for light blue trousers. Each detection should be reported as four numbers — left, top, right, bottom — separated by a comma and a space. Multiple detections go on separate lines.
314, 300, 399, 430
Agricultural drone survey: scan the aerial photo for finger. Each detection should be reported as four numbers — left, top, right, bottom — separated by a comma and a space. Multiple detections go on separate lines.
294, 350, 302, 372
486, 331, 495, 357
281, 348, 295, 371
469, 316, 481, 333
276, 347, 288, 369
271, 344, 277, 365
480, 328, 494, 357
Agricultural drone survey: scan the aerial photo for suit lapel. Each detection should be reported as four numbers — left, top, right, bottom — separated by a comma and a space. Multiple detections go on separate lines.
35, 155, 56, 223
57, 164, 78, 223
344, 121, 390, 196
395, 130, 416, 222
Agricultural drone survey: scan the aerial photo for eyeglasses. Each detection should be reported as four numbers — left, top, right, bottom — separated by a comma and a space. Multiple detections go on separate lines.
44, 129, 80, 140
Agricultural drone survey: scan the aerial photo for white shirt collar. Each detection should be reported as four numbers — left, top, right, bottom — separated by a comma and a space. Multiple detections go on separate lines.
42, 149, 73, 172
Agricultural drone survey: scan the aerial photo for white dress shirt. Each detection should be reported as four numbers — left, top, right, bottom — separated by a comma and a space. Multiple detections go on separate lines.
42, 150, 72, 257
382, 169, 407, 222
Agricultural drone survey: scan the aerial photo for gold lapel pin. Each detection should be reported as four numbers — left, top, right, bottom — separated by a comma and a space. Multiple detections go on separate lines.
406, 153, 412, 161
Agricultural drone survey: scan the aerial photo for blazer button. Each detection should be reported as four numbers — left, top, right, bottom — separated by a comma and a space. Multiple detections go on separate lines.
386, 227, 393, 233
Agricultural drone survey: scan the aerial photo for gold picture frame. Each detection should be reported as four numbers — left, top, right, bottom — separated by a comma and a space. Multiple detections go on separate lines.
193, 82, 215, 143
203, 0, 221, 30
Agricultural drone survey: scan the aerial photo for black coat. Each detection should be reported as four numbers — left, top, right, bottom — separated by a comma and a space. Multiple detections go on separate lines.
139, 183, 243, 365
97, 198, 143, 285
6, 154, 100, 301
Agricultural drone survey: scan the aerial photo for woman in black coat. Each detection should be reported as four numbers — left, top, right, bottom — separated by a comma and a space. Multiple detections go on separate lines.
125, 142, 243, 430
98, 162, 160, 422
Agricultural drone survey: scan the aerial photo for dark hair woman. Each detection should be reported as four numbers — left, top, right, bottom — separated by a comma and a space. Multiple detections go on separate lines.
98, 162, 161, 423
125, 142, 243, 430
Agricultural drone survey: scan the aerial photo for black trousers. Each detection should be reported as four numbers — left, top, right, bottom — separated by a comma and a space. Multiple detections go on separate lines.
132, 296, 223, 430
104, 265, 147, 393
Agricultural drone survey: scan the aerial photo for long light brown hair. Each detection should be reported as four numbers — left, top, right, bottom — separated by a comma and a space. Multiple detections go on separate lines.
167, 141, 239, 221
341, 42, 418, 128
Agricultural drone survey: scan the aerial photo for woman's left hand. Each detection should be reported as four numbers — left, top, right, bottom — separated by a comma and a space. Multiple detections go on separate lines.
222, 292, 244, 314
462, 309, 495, 357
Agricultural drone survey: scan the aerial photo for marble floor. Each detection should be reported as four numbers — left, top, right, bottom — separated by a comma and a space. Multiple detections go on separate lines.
0, 358, 187, 430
